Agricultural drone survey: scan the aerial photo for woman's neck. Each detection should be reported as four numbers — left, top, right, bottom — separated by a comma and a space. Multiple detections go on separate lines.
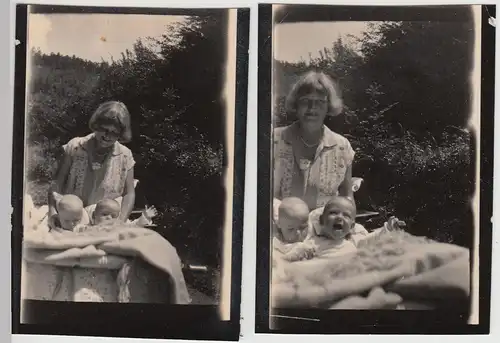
91, 135, 113, 154
299, 125, 323, 145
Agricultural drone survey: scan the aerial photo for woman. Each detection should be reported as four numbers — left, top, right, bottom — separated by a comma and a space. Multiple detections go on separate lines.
23, 101, 190, 304
273, 71, 355, 210
47, 101, 136, 228
44, 101, 138, 302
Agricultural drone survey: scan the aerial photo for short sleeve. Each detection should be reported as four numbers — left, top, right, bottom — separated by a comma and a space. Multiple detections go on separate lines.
343, 137, 355, 167
123, 148, 136, 171
62, 137, 84, 156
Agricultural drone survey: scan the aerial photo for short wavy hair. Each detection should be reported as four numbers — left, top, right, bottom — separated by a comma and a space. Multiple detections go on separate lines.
285, 71, 344, 116
89, 101, 132, 143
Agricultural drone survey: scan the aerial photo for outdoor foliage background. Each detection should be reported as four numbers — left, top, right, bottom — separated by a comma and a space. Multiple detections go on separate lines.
274, 20, 475, 248
25, 12, 228, 296
25, 11, 475, 289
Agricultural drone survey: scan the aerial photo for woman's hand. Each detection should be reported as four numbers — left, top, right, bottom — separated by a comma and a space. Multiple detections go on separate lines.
48, 147, 72, 218
283, 242, 316, 262
47, 213, 59, 231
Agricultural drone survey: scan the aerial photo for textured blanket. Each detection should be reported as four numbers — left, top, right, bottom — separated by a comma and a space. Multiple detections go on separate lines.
22, 225, 191, 304
271, 230, 469, 309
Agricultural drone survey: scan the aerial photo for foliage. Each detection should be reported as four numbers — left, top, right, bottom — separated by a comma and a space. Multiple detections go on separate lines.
274, 20, 474, 247
26, 13, 228, 270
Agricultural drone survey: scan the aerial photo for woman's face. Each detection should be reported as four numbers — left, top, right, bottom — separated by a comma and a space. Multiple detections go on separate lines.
296, 91, 329, 131
94, 124, 120, 148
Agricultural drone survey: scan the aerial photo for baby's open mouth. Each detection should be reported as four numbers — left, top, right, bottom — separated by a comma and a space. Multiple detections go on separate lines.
332, 223, 344, 231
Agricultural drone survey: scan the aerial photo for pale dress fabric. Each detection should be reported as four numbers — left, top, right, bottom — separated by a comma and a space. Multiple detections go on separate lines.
62, 133, 135, 207
273, 122, 355, 210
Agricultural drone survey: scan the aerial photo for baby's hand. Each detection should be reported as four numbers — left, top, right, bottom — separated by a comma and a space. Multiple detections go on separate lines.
284, 243, 316, 262
385, 216, 406, 231
143, 206, 158, 220
73, 224, 87, 233
47, 214, 59, 231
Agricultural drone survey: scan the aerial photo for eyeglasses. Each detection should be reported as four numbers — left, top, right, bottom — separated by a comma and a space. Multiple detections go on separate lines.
297, 97, 328, 109
97, 127, 120, 138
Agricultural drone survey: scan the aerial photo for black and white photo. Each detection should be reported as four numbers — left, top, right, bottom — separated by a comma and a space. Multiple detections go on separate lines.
256, 4, 493, 334
12, 4, 248, 340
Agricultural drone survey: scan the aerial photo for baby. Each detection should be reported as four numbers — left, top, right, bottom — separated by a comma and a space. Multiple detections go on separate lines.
272, 197, 310, 256
282, 196, 404, 261
92, 198, 121, 225
50, 193, 90, 232
87, 198, 158, 228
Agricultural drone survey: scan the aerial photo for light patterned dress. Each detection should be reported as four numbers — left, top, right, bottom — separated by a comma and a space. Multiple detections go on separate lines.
62, 133, 135, 207
62, 133, 135, 302
273, 122, 355, 210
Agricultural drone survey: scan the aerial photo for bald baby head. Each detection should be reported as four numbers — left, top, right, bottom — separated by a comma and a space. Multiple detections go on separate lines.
55, 194, 84, 231
94, 199, 121, 225
279, 197, 309, 220
277, 197, 310, 243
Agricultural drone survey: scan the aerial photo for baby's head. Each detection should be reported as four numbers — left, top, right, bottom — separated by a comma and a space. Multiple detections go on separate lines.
319, 196, 356, 240
277, 197, 309, 243
55, 193, 84, 231
94, 199, 121, 225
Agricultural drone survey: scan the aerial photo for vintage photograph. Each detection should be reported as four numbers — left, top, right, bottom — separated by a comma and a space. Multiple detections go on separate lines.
257, 4, 493, 333
12, 4, 247, 340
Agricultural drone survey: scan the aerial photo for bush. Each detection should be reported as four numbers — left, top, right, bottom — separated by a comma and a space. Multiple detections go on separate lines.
25, 140, 59, 184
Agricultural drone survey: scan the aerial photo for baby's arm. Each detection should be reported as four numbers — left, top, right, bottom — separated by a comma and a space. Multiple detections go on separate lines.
130, 206, 157, 227
375, 217, 406, 234
131, 215, 151, 227
73, 224, 87, 233
350, 223, 370, 246
357, 217, 406, 243
282, 240, 317, 262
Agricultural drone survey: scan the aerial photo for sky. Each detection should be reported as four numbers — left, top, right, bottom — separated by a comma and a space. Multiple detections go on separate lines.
273, 21, 371, 63
28, 13, 187, 62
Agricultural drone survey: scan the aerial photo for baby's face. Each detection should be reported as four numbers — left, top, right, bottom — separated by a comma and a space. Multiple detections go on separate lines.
320, 198, 356, 240
278, 215, 307, 243
59, 208, 83, 231
94, 206, 120, 225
